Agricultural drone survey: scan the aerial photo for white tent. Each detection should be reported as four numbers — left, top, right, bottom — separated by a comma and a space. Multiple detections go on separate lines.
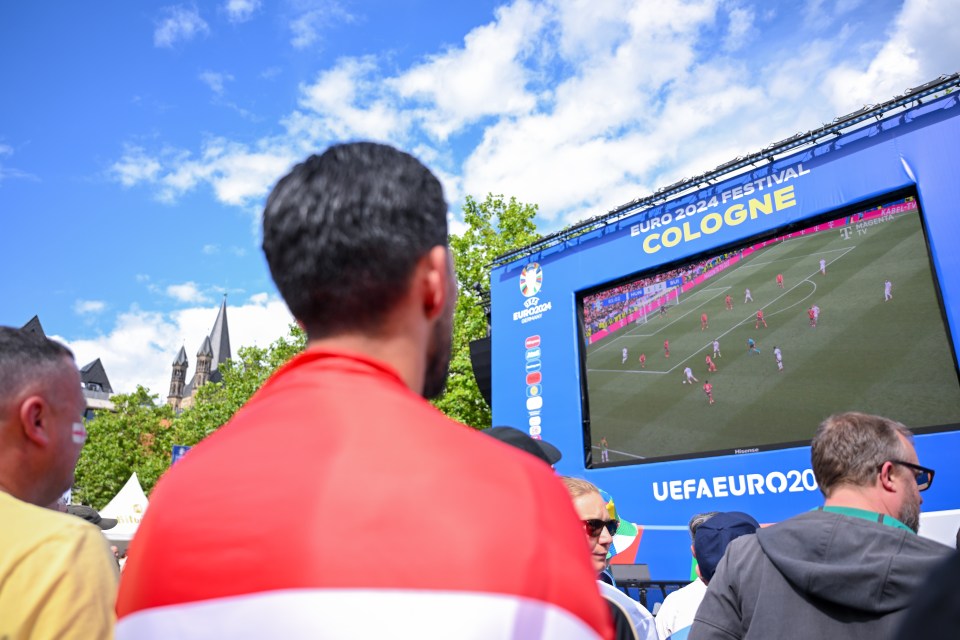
99, 472, 149, 543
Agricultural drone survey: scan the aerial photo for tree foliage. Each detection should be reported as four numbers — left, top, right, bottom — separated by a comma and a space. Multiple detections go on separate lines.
433, 193, 540, 428
73, 325, 306, 508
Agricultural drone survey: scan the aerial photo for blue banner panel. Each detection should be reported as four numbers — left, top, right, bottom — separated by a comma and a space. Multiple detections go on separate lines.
490, 93, 960, 579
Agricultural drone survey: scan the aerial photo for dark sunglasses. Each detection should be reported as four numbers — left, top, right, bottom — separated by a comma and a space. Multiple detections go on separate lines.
888, 460, 935, 491
583, 519, 619, 537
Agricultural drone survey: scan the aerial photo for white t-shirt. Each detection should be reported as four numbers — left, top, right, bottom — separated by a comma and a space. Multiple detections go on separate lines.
655, 579, 707, 639
774, 348, 782, 361
599, 581, 658, 640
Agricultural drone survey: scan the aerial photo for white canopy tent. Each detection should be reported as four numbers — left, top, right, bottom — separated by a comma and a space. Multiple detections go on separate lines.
99, 472, 149, 543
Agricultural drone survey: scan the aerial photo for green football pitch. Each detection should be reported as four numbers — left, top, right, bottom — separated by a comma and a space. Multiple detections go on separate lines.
584, 212, 960, 463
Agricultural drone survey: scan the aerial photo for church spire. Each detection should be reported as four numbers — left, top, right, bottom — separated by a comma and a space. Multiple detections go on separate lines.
207, 294, 231, 374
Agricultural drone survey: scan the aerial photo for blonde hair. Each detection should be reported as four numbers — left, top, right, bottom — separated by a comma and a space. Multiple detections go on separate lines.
562, 476, 600, 499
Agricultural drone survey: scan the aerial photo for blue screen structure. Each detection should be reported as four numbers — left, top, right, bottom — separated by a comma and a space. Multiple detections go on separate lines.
490, 91, 960, 580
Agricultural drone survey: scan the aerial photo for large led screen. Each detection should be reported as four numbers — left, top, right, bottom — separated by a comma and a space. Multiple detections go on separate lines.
578, 194, 960, 466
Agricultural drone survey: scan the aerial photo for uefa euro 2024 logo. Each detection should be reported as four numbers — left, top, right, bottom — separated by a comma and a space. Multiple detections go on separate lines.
520, 262, 542, 297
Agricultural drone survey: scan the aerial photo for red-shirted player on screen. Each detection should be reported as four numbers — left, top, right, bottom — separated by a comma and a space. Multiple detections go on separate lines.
703, 380, 714, 405
664, 339, 670, 358
701, 312, 708, 331
639, 352, 646, 368
808, 306, 817, 327
705, 354, 717, 372
776, 273, 784, 288
755, 309, 767, 329
725, 294, 733, 311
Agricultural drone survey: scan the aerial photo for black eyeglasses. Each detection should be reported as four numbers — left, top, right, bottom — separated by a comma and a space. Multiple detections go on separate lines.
888, 460, 935, 491
583, 519, 619, 537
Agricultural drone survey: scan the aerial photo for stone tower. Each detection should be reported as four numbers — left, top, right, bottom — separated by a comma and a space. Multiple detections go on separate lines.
166, 296, 232, 411
167, 347, 189, 409
195, 337, 213, 389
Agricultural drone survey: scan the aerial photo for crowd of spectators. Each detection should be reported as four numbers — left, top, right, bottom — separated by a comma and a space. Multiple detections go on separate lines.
583, 252, 739, 339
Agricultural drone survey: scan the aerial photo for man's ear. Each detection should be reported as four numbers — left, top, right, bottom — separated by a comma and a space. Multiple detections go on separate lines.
421, 246, 452, 321
18, 396, 52, 447
878, 461, 898, 493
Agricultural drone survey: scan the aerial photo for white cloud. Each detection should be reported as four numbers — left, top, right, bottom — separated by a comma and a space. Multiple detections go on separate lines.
202, 244, 220, 255
289, 1, 355, 50
199, 70, 234, 95
110, 137, 295, 207
58, 296, 294, 397
154, 5, 210, 48
224, 0, 260, 23
110, 146, 162, 187
260, 66, 282, 80
724, 5, 755, 51
391, 0, 547, 140
74, 300, 106, 315
0, 144, 40, 185
823, 0, 960, 113
166, 282, 209, 304
290, 57, 410, 142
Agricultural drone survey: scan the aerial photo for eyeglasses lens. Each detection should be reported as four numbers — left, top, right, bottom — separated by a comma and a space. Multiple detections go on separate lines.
584, 519, 619, 537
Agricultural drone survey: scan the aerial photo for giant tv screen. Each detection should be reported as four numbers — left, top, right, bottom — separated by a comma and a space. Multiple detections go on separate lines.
577, 193, 960, 466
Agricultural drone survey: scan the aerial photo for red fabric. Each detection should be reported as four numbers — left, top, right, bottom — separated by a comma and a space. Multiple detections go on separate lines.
117, 348, 611, 638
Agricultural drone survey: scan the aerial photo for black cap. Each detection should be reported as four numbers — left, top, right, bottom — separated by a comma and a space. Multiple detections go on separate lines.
486, 426, 562, 465
66, 505, 118, 530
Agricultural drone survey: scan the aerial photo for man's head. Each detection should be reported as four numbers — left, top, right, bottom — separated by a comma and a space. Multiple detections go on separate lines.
688, 511, 720, 542
262, 142, 454, 398
812, 411, 924, 532
693, 511, 760, 584
0, 327, 85, 506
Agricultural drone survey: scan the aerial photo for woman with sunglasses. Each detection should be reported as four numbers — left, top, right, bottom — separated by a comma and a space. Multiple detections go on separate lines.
563, 477, 658, 640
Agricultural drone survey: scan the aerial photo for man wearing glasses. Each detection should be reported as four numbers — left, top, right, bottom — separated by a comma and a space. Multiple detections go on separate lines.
690, 412, 952, 640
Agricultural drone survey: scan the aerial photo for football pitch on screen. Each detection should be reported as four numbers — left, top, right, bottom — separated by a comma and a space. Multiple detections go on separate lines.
584, 213, 960, 463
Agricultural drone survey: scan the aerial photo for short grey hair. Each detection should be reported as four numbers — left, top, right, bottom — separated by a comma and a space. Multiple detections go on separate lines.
811, 412, 913, 496
0, 327, 75, 412
688, 512, 719, 541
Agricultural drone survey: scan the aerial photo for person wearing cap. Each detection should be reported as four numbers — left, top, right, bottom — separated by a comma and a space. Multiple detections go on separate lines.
116, 143, 611, 639
654, 512, 717, 639
67, 504, 119, 531
562, 477, 658, 640
0, 327, 118, 639
484, 425, 562, 466
689, 412, 952, 640
657, 511, 760, 640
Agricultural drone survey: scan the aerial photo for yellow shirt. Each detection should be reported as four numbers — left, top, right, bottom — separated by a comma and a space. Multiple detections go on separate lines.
0, 491, 118, 639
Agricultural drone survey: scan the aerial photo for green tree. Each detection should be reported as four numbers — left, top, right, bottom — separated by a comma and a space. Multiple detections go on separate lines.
175, 325, 306, 440
433, 194, 540, 428
72, 386, 187, 509
73, 325, 307, 507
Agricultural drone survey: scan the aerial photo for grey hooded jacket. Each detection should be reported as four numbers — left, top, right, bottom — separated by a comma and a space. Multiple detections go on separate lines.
688, 509, 951, 640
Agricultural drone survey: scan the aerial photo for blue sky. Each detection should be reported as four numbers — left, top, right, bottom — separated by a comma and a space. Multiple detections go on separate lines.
1, 0, 956, 397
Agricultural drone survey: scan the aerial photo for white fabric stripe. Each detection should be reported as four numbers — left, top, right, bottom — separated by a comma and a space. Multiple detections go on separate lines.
117, 588, 603, 639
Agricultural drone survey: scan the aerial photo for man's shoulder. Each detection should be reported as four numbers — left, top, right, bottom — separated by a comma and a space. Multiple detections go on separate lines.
0, 494, 103, 549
